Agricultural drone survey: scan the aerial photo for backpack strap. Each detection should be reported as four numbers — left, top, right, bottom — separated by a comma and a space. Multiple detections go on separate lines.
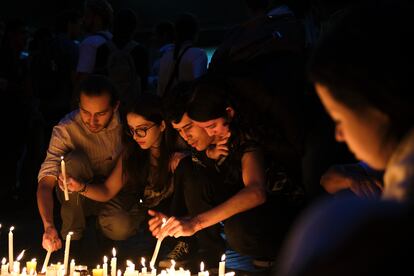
163, 45, 192, 96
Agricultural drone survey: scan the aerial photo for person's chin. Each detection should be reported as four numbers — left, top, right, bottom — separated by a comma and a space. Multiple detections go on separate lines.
88, 126, 101, 133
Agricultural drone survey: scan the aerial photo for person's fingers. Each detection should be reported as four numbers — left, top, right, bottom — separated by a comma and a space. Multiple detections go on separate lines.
148, 219, 162, 234
158, 218, 178, 239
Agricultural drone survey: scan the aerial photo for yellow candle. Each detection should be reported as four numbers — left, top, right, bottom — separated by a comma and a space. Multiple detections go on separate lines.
92, 265, 103, 276
9, 226, 14, 272
26, 258, 37, 274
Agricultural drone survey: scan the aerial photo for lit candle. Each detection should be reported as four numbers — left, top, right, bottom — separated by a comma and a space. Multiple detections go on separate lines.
125, 260, 135, 273
69, 259, 75, 276
103, 256, 108, 276
150, 264, 156, 276
117, 269, 121, 276
149, 218, 170, 268
9, 226, 14, 273
198, 262, 209, 276
224, 272, 235, 276
1, 258, 9, 276
13, 250, 25, 274
61, 156, 69, 201
21, 267, 27, 276
218, 254, 225, 276
41, 249, 52, 273
168, 260, 175, 276
92, 265, 103, 276
140, 258, 146, 275
110, 249, 117, 276
26, 258, 37, 274
63, 232, 73, 275
46, 266, 57, 276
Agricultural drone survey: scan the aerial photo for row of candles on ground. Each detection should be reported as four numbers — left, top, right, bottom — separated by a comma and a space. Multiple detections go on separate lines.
2, 224, 235, 276
1, 253, 235, 276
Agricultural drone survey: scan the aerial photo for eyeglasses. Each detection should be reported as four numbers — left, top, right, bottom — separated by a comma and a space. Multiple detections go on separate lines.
127, 124, 157, 138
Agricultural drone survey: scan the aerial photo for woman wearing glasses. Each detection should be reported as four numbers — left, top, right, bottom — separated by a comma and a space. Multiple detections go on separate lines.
61, 93, 184, 237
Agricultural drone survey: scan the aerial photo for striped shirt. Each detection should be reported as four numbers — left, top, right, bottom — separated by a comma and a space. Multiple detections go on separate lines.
38, 109, 122, 182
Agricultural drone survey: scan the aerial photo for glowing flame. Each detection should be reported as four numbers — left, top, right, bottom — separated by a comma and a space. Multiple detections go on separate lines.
21, 268, 27, 275
150, 263, 155, 270
200, 262, 205, 272
221, 254, 226, 262
68, 231, 73, 236
126, 260, 134, 268
112, 248, 116, 257
141, 258, 145, 267
104, 256, 108, 263
31, 258, 36, 262
117, 269, 121, 276
139, 199, 143, 204
61, 156, 64, 160
170, 260, 175, 269
162, 218, 166, 224
1, 258, 6, 265
10, 226, 14, 232
16, 250, 25, 261
96, 265, 100, 269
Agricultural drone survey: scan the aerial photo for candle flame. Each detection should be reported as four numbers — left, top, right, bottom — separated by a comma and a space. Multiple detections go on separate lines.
16, 250, 25, 261
104, 256, 108, 263
200, 262, 204, 272
150, 263, 155, 270
117, 269, 121, 276
162, 218, 166, 224
1, 258, 6, 265
68, 232, 73, 236
10, 226, 14, 232
141, 257, 145, 267
0, 224, 2, 229
139, 199, 143, 204
112, 248, 116, 257
221, 254, 226, 262
31, 258, 36, 262
170, 260, 175, 269
71, 259, 75, 263
225, 272, 235, 276
97, 265, 101, 269
61, 156, 64, 160
126, 260, 134, 267
22, 267, 27, 275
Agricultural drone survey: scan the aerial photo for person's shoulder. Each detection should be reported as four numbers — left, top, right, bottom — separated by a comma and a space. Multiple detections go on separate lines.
58, 110, 79, 126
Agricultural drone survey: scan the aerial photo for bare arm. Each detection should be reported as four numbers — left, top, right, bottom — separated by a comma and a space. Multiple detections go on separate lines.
62, 156, 124, 202
37, 175, 62, 251
155, 150, 267, 238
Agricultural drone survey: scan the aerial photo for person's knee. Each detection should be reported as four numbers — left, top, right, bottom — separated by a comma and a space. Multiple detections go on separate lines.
98, 210, 136, 240
65, 150, 94, 181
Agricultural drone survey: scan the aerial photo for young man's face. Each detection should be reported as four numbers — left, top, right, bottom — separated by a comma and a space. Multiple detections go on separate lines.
172, 113, 214, 151
79, 91, 118, 133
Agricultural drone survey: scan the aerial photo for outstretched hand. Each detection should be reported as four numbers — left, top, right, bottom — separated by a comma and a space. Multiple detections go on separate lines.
148, 210, 201, 239
42, 226, 62, 252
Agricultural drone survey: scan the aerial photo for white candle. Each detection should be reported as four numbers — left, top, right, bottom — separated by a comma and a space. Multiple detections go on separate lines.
69, 259, 75, 276
41, 249, 52, 273
103, 256, 108, 276
218, 254, 225, 276
1, 258, 9, 276
61, 156, 69, 201
63, 232, 73, 275
21, 267, 27, 276
198, 262, 209, 276
8, 226, 14, 273
110, 249, 117, 276
116, 269, 121, 276
150, 264, 156, 276
149, 218, 170, 268
13, 250, 25, 274
46, 266, 57, 276
140, 258, 146, 275
168, 260, 175, 275
224, 272, 235, 276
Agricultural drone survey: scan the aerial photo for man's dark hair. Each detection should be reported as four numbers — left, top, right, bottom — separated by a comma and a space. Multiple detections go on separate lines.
174, 13, 199, 43
163, 81, 193, 124
77, 74, 119, 106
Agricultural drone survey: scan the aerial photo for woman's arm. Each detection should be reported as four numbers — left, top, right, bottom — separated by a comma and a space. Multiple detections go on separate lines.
61, 156, 124, 202
155, 150, 267, 238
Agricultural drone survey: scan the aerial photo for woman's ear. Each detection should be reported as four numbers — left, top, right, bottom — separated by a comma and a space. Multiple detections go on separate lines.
160, 120, 166, 132
225, 107, 235, 122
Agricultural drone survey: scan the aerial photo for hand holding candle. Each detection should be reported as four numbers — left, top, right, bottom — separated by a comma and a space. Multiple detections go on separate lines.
60, 156, 69, 201
149, 218, 170, 268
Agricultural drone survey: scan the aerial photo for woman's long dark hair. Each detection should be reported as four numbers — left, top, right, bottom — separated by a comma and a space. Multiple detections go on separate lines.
121, 93, 174, 196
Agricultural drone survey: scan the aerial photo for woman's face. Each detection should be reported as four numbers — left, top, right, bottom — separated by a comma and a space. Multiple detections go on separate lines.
126, 113, 165, 150
192, 107, 234, 140
315, 82, 395, 170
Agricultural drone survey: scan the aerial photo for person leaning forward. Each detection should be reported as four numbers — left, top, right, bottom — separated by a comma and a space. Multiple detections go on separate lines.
37, 75, 137, 252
